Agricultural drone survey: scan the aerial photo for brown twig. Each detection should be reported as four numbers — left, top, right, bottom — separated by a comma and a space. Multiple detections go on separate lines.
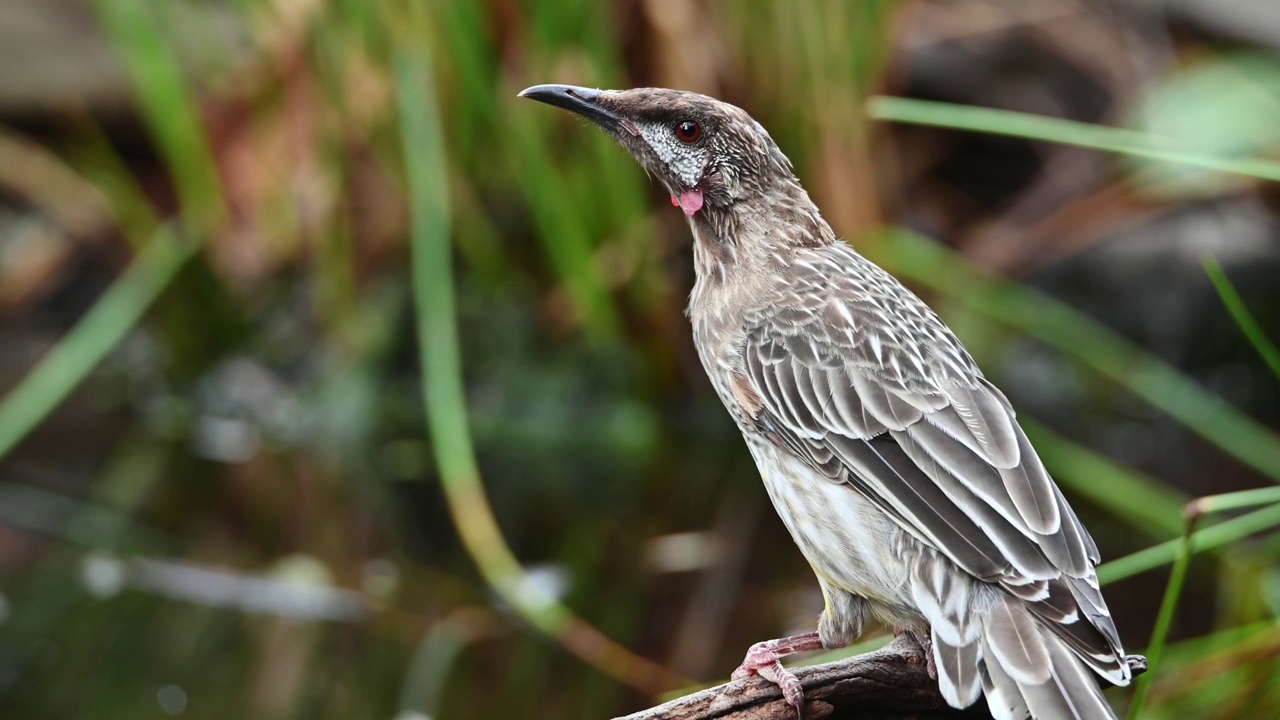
618, 636, 1150, 720
615, 635, 991, 720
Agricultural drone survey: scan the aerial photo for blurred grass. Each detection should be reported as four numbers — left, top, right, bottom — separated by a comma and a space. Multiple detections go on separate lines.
1099, 503, 1280, 584
0, 0, 215, 461
869, 96, 1280, 184
1204, 257, 1280, 380
0, 2, 1278, 719
397, 33, 684, 696
90, 0, 225, 230
0, 226, 194, 459
1128, 514, 1196, 719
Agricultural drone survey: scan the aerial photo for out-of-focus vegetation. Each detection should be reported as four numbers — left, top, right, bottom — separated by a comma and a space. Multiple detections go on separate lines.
1, 1, 1279, 718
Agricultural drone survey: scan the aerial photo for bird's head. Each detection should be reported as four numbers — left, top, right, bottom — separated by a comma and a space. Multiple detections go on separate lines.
518, 85, 795, 218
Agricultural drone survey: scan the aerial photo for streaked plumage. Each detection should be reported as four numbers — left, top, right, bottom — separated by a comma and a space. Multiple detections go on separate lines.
520, 83, 1138, 719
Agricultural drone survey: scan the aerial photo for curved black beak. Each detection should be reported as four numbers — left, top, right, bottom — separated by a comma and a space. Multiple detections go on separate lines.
518, 84, 626, 134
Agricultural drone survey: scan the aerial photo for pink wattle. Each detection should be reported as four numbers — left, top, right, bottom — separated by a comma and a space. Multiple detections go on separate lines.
677, 189, 704, 217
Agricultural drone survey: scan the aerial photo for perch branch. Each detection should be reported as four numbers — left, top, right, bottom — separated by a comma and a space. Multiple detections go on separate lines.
616, 635, 988, 720
617, 636, 1148, 720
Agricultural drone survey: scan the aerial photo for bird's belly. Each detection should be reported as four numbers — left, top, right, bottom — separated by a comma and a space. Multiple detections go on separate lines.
747, 441, 912, 608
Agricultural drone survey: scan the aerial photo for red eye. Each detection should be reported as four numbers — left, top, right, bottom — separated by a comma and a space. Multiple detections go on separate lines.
675, 121, 701, 143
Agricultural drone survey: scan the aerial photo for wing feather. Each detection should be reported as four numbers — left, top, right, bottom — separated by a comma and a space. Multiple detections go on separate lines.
788, 363, 827, 436
735, 243, 1128, 687
828, 434, 1007, 580
899, 414, 1036, 536
945, 382, 1021, 468
997, 429, 1061, 536
746, 327, 1091, 585
892, 428, 1059, 579
850, 372, 924, 431
827, 371, 883, 438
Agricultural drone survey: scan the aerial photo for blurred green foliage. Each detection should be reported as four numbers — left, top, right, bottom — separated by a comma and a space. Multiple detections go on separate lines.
1, 1, 1279, 719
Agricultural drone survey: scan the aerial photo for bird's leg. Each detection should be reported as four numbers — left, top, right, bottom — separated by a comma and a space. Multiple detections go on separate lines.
731, 632, 824, 714
895, 627, 936, 680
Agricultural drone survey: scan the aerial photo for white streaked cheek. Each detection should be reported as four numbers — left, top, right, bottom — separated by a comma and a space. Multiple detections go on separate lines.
639, 125, 704, 187
675, 160, 701, 187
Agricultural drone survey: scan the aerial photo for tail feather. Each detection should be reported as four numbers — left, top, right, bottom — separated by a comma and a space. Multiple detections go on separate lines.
932, 630, 983, 707
1044, 632, 1115, 720
980, 638, 1029, 720
984, 595, 1051, 685
980, 597, 1119, 720
909, 555, 1127, 719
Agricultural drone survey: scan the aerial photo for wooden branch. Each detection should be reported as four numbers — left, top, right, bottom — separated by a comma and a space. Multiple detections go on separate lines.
618, 638, 1149, 720
615, 635, 991, 720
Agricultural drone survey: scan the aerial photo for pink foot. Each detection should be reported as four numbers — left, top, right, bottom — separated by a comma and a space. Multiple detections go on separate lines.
731, 632, 824, 717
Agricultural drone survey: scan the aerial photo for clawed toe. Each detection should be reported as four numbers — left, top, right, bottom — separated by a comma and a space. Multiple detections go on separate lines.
757, 661, 805, 717
734, 661, 805, 718
731, 634, 824, 718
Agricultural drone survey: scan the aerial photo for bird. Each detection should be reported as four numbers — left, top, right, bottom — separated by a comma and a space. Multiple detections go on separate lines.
519, 83, 1139, 719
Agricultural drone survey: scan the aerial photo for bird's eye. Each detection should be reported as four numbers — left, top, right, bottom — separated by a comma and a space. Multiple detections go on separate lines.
675, 121, 702, 143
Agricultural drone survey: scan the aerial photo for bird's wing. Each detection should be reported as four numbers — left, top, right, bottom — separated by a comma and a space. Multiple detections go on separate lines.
737, 243, 1126, 680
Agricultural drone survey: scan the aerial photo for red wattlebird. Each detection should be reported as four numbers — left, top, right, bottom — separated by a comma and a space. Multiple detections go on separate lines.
520, 84, 1140, 719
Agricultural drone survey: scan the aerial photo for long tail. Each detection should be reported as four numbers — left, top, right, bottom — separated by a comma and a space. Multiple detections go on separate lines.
981, 594, 1116, 719
929, 592, 1124, 720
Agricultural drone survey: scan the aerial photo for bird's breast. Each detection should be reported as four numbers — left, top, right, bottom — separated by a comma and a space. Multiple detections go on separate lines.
745, 440, 914, 607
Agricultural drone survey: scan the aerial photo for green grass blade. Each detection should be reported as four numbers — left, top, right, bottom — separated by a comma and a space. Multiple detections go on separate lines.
1121, 483, 1280, 716
432, 1, 622, 342
0, 227, 196, 460
90, 0, 225, 229
1098, 503, 1280, 584
873, 229, 1280, 485
395, 41, 684, 695
867, 97, 1280, 183
1202, 257, 1280, 380
1127, 518, 1196, 719
507, 118, 623, 342
1161, 618, 1280, 668
396, 41, 508, 608
0, 0, 220, 461
62, 120, 163, 246
1190, 487, 1280, 514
